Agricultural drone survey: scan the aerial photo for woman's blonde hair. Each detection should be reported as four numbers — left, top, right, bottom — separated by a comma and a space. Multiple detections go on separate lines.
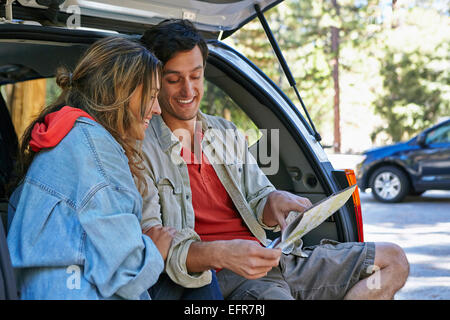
15, 36, 161, 195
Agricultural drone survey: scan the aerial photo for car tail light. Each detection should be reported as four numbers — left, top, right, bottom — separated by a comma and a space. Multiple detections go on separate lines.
344, 169, 364, 242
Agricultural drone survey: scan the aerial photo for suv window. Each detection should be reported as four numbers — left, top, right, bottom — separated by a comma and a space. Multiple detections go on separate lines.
200, 79, 262, 147
46, 78, 61, 106
426, 123, 450, 144
1, 78, 50, 140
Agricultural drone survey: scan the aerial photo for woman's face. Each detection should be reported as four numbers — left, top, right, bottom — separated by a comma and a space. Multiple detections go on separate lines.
129, 82, 161, 140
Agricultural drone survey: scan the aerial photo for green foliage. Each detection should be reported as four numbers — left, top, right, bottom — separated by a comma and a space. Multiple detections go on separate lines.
373, 48, 449, 142
45, 77, 61, 106
372, 6, 450, 142
225, 0, 381, 145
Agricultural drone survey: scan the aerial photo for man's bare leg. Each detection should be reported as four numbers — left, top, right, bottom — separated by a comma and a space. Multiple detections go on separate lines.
344, 242, 409, 300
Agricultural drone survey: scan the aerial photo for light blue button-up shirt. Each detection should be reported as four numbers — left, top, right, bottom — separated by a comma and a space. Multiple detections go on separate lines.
7, 117, 164, 300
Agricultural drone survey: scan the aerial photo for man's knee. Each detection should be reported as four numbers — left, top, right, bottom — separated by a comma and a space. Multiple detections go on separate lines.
375, 242, 409, 283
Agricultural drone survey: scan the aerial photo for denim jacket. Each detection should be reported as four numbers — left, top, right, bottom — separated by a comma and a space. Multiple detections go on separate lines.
141, 113, 277, 288
7, 118, 164, 300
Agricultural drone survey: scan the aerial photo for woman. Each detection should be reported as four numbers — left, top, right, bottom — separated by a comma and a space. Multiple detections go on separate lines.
6, 37, 175, 300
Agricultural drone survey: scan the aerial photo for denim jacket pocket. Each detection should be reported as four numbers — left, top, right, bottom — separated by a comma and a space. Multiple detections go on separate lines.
156, 178, 183, 227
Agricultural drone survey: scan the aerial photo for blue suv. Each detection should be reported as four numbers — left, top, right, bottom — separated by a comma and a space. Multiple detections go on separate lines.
356, 119, 450, 203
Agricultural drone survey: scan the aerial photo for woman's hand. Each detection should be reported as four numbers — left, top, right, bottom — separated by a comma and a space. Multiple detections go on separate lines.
144, 225, 177, 261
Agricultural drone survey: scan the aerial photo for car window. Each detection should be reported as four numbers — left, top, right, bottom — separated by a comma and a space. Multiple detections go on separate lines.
46, 77, 62, 106
200, 79, 262, 147
1, 78, 59, 140
426, 123, 450, 144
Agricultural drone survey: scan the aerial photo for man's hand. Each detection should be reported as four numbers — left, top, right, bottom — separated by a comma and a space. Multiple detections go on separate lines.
187, 239, 281, 279
144, 225, 177, 261
219, 239, 281, 279
262, 190, 312, 231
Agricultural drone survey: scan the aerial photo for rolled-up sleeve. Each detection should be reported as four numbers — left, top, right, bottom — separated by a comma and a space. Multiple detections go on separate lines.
165, 228, 212, 288
78, 185, 164, 300
142, 180, 211, 287
140, 158, 211, 288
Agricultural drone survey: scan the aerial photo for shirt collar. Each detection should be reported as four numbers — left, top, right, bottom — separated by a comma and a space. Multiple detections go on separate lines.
150, 112, 213, 155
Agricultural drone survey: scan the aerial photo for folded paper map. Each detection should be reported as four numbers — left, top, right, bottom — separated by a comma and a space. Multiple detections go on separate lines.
267, 184, 357, 252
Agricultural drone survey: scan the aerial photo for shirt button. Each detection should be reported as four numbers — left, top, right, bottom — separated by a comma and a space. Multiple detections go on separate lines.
186, 194, 190, 200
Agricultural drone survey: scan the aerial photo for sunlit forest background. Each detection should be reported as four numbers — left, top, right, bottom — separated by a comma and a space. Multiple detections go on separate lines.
222, 0, 449, 153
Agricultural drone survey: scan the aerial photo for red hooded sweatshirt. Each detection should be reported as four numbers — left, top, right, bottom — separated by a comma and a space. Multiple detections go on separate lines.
29, 106, 96, 152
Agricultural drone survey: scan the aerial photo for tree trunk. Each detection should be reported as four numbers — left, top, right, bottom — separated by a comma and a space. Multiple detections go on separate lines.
223, 108, 231, 121
331, 0, 341, 153
391, 0, 398, 29
9, 79, 47, 140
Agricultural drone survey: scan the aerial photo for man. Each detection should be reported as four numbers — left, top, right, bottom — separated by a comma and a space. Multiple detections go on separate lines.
140, 19, 409, 300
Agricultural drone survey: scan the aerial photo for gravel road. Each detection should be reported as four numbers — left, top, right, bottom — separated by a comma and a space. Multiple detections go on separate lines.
360, 190, 450, 300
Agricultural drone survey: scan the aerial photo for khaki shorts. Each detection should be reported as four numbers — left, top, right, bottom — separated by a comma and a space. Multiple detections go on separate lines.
217, 240, 376, 300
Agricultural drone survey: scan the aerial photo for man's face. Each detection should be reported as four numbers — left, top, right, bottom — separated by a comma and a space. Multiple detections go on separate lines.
158, 45, 204, 123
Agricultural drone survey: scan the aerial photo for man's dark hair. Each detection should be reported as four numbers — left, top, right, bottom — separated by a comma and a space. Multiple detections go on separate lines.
141, 19, 209, 66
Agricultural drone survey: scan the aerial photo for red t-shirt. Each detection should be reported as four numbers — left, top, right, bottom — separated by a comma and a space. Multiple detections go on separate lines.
182, 141, 259, 244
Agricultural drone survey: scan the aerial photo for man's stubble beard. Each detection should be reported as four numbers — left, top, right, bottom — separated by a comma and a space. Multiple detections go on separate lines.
160, 97, 200, 122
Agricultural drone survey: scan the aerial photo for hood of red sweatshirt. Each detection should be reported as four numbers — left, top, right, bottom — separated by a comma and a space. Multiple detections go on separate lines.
29, 106, 96, 152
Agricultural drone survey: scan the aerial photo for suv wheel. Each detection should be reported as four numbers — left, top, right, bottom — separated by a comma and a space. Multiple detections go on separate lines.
369, 166, 410, 203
